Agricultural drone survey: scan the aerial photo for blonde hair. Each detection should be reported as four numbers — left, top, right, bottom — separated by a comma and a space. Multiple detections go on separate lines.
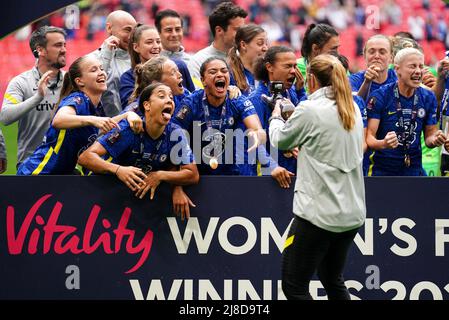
363, 34, 392, 56
393, 47, 424, 65
309, 54, 355, 131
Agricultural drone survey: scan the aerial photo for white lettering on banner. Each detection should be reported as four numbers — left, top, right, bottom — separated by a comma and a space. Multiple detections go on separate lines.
129, 279, 183, 300
168, 217, 445, 257
199, 280, 222, 300
129, 279, 449, 300
168, 217, 289, 255
435, 219, 449, 256
218, 217, 257, 255
380, 280, 407, 300
346, 280, 363, 300
378, 218, 388, 234
167, 217, 219, 254
261, 218, 292, 254
390, 218, 417, 256
409, 281, 443, 300
185, 279, 193, 300
353, 219, 374, 255
130, 279, 284, 300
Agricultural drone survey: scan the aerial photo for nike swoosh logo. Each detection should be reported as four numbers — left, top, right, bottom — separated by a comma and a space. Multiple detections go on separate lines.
197, 121, 206, 126
387, 111, 397, 116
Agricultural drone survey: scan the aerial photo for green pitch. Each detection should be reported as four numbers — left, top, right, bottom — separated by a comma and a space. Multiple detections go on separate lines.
0, 123, 17, 175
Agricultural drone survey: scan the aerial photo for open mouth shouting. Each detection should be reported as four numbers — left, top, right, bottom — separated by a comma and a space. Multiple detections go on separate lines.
176, 78, 184, 94
285, 76, 296, 89
214, 79, 227, 95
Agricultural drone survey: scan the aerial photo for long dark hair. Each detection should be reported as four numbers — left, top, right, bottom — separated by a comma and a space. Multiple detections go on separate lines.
227, 24, 265, 92
128, 24, 159, 70
138, 82, 166, 114
253, 46, 294, 82
301, 23, 338, 63
57, 55, 88, 107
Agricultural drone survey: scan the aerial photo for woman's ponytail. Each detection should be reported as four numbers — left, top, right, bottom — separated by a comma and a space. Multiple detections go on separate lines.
331, 61, 355, 131
309, 54, 355, 131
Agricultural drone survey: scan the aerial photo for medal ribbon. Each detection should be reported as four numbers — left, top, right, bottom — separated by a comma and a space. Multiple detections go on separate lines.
393, 84, 419, 162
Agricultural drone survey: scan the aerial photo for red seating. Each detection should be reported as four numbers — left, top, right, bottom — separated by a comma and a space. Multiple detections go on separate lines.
1, 0, 449, 99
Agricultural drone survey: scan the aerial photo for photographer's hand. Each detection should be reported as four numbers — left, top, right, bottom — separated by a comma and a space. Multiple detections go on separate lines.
272, 99, 282, 117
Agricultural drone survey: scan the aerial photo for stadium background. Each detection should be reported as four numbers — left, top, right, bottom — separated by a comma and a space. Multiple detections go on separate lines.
1, 0, 449, 174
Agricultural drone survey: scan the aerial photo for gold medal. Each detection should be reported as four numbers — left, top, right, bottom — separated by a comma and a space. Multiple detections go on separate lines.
209, 157, 218, 170
404, 154, 410, 167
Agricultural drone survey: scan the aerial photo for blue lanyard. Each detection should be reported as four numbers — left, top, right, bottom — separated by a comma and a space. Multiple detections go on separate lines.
202, 91, 228, 139
393, 84, 419, 155
440, 85, 449, 127
135, 125, 164, 172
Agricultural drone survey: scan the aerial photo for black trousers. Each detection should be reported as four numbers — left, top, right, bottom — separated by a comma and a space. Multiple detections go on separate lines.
282, 216, 360, 300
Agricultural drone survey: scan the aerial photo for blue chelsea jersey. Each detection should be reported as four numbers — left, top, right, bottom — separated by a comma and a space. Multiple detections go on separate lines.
98, 119, 194, 173
366, 82, 437, 176
353, 94, 367, 128
237, 82, 307, 176
119, 58, 195, 109
172, 89, 257, 175
350, 69, 398, 103
229, 67, 257, 96
17, 91, 104, 175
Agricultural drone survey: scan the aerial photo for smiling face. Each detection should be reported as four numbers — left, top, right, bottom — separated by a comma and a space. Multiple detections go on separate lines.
267, 51, 297, 90
160, 16, 183, 52
201, 59, 230, 104
40, 32, 67, 69
396, 53, 424, 89
143, 84, 174, 126
75, 56, 107, 95
134, 28, 162, 63
160, 59, 184, 96
108, 15, 136, 50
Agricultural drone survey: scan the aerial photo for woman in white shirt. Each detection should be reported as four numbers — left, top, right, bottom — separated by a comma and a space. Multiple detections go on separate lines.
269, 54, 366, 300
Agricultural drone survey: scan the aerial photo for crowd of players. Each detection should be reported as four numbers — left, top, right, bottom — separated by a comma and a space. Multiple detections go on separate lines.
1, 2, 449, 218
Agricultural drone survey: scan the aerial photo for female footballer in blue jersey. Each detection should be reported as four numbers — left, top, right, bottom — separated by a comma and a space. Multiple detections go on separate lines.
227, 24, 268, 96
124, 56, 187, 115
78, 83, 199, 220
119, 24, 194, 109
270, 54, 365, 300
17, 55, 142, 175
366, 48, 447, 176
172, 57, 266, 175
349, 35, 397, 102
243, 46, 306, 187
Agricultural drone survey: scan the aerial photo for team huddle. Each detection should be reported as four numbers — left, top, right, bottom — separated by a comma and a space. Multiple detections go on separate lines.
1, 2, 449, 218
